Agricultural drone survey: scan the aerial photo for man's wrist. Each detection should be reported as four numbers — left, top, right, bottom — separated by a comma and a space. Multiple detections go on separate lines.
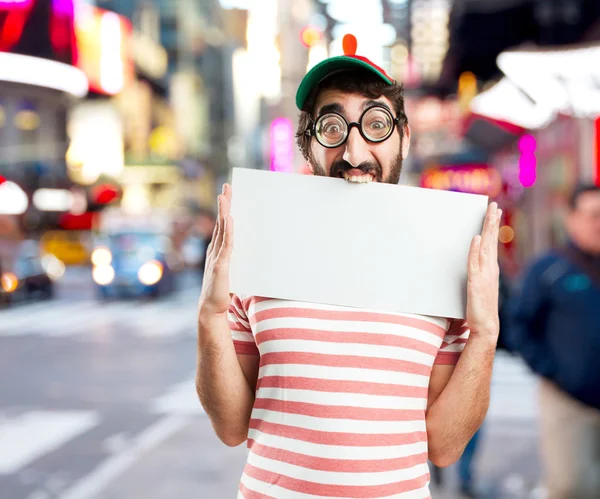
468, 327, 499, 349
198, 306, 227, 328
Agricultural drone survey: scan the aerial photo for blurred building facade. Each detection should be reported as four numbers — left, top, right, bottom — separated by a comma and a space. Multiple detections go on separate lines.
0, 0, 87, 236
2, 0, 599, 274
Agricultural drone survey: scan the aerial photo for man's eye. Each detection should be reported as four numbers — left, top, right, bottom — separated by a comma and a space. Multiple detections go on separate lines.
369, 121, 385, 129
324, 123, 341, 134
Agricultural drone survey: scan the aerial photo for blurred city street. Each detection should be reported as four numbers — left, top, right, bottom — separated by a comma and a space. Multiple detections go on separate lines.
1, 268, 542, 499
1, 0, 599, 498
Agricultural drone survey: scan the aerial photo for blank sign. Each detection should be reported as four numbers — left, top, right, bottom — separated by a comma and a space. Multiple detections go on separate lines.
229, 168, 488, 319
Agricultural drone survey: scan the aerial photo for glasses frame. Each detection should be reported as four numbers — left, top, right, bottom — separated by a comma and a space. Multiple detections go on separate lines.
307, 105, 402, 149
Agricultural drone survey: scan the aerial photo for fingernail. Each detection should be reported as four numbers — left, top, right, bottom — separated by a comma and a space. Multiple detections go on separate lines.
222, 184, 225, 194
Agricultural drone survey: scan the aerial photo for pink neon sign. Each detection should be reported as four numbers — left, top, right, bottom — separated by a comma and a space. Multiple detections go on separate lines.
0, 0, 34, 8
270, 117, 294, 172
518, 134, 537, 188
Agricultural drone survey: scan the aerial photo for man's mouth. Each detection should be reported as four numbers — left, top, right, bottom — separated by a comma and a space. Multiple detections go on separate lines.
342, 168, 375, 183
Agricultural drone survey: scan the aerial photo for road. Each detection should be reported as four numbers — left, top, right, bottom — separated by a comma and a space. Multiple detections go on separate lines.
0, 267, 544, 499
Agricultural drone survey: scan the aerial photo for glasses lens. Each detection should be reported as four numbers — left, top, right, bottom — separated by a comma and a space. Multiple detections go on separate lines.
361, 107, 393, 142
316, 113, 347, 147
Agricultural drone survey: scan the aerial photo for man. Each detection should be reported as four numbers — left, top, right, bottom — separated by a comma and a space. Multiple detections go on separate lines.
196, 34, 501, 498
507, 184, 600, 499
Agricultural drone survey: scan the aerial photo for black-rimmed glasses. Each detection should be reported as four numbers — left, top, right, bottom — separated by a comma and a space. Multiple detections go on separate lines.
307, 105, 402, 148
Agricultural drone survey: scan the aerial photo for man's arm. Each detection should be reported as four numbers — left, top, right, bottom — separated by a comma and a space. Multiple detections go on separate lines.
195, 184, 258, 447
425, 335, 496, 467
196, 312, 259, 447
425, 202, 502, 467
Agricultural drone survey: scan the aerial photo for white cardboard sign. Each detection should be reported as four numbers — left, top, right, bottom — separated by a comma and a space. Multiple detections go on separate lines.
229, 168, 488, 319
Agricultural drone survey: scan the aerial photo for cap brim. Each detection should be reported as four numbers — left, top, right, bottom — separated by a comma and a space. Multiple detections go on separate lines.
295, 56, 393, 111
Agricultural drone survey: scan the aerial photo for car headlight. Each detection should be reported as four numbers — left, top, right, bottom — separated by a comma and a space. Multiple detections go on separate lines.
1, 272, 18, 293
41, 255, 66, 281
93, 265, 115, 285
91, 247, 112, 266
138, 260, 163, 286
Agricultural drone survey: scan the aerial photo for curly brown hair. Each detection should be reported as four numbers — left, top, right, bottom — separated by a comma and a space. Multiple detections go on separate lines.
296, 70, 408, 163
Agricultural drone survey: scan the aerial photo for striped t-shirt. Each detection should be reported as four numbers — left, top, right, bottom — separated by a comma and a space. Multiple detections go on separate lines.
229, 294, 469, 499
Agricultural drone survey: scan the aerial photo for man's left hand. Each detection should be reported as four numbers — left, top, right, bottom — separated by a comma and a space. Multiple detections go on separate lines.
466, 202, 502, 339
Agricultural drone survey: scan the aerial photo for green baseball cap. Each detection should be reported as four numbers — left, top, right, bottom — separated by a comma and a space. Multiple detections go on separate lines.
295, 34, 395, 111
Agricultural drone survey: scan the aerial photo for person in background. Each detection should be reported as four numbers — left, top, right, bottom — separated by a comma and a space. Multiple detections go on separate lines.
506, 184, 600, 499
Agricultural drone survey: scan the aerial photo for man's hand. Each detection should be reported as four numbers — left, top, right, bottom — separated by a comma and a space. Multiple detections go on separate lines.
198, 183, 234, 317
466, 202, 502, 338
195, 183, 256, 447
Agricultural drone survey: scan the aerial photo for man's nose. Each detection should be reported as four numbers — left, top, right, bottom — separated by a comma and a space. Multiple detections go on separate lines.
342, 127, 371, 167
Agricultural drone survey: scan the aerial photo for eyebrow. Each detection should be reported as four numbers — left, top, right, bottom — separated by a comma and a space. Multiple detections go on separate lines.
316, 100, 394, 118
361, 99, 392, 114
316, 102, 344, 117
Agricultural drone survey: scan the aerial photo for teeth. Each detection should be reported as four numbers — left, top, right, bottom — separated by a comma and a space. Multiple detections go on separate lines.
343, 173, 373, 183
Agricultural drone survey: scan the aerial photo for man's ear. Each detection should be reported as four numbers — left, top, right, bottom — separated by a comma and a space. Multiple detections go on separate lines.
401, 124, 411, 160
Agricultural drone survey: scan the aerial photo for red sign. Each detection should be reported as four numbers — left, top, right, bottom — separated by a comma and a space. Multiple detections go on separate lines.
91, 184, 120, 205
595, 117, 600, 187
59, 211, 94, 231
0, 0, 77, 65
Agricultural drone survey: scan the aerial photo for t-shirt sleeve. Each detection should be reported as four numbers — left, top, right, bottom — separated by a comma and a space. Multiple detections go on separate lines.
229, 294, 259, 356
434, 319, 470, 365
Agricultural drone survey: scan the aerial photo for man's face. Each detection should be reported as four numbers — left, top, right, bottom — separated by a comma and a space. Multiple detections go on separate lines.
308, 90, 410, 184
567, 191, 600, 254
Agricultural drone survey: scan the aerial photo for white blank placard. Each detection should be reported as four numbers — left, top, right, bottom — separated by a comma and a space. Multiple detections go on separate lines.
229, 168, 488, 319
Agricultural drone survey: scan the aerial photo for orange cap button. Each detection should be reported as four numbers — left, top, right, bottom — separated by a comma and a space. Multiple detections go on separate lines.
342, 34, 357, 56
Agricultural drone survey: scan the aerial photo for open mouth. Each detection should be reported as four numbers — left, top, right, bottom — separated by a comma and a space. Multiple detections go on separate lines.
342, 168, 375, 183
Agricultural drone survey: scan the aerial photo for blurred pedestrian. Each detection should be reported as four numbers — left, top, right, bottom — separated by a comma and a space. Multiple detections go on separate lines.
196, 34, 502, 498
506, 184, 600, 499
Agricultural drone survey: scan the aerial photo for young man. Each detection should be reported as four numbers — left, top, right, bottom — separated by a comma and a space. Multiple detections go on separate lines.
197, 35, 501, 498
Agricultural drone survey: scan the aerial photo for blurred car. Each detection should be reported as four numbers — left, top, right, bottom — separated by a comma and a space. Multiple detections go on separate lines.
1, 240, 58, 306
181, 233, 208, 270
92, 231, 178, 299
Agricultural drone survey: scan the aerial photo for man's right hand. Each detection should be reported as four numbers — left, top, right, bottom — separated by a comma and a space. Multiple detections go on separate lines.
198, 183, 234, 317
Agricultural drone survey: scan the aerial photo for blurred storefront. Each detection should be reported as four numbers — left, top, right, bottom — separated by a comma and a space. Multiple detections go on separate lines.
470, 42, 600, 272
0, 0, 88, 239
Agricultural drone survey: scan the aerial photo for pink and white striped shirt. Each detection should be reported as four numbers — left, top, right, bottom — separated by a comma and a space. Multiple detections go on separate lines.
229, 294, 469, 499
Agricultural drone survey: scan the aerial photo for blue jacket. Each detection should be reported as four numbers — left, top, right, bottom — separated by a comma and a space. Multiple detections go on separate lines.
506, 246, 600, 409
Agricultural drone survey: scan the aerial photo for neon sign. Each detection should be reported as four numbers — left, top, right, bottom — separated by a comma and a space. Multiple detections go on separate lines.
74, 5, 133, 95
518, 134, 537, 188
421, 165, 502, 197
595, 117, 600, 187
270, 117, 294, 172
0, 1, 34, 7
0, 0, 35, 52
0, 0, 76, 65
